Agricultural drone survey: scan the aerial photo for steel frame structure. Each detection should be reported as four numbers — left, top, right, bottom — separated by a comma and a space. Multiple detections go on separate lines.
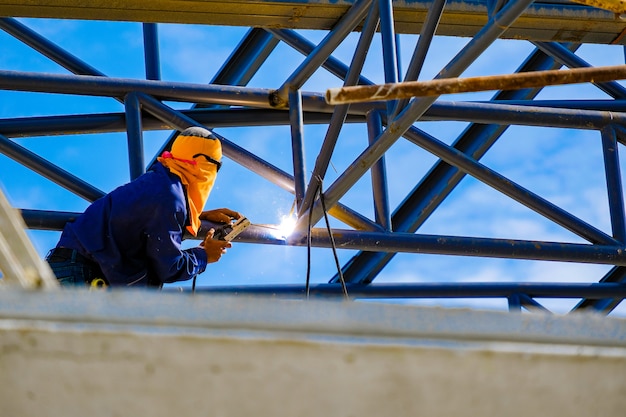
1, 0, 626, 314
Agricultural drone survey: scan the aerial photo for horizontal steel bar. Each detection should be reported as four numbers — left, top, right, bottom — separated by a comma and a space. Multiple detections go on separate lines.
0, 70, 278, 108
194, 282, 626, 300
293, 229, 626, 266
483, 99, 626, 111
2, 98, 625, 142
425, 100, 626, 129
326, 65, 626, 104
19, 209, 79, 230
19, 210, 626, 266
9, 67, 626, 127
0, 109, 365, 138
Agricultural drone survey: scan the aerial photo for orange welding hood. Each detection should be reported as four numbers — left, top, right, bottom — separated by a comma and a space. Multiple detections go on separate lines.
157, 126, 222, 236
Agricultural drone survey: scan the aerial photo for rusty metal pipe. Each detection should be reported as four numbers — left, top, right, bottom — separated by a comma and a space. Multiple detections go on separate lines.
326, 64, 626, 105
569, 0, 626, 14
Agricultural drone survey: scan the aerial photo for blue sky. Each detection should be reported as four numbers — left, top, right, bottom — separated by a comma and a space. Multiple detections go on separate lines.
0, 17, 625, 315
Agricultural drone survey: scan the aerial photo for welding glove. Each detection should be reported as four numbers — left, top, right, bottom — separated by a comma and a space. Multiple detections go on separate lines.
199, 208, 242, 224
200, 228, 232, 263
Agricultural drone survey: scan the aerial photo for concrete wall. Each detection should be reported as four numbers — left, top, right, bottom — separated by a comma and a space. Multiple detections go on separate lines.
1, 290, 625, 416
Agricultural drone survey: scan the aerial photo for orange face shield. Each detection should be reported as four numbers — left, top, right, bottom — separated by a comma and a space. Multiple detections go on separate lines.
157, 127, 222, 236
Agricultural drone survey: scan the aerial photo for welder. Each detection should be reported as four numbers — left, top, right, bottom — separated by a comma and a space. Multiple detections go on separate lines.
45, 126, 242, 288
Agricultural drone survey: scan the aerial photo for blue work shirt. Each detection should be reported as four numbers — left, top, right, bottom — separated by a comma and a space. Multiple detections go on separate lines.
57, 162, 208, 287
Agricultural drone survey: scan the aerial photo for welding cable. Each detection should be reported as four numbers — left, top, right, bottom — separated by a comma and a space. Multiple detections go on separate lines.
317, 181, 349, 300
307, 176, 348, 300
305, 185, 315, 299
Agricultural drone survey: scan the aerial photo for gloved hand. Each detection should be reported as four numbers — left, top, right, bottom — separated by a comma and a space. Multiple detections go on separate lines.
200, 228, 232, 263
199, 208, 242, 224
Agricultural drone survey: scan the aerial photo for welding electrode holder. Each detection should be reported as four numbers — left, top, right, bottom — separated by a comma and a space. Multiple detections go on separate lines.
212, 217, 251, 241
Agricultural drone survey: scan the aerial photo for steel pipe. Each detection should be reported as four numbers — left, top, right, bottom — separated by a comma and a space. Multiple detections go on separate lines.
19, 210, 626, 266
367, 110, 391, 231
289, 88, 306, 211
326, 65, 626, 105
0, 69, 275, 108
601, 126, 626, 242
3, 99, 625, 141
142, 23, 161, 81
193, 282, 626, 300
124, 92, 145, 180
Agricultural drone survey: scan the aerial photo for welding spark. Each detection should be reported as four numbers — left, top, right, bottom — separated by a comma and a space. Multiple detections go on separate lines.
272, 215, 297, 239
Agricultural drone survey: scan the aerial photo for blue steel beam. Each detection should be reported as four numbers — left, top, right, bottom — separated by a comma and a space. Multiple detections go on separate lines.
210, 29, 279, 89
142, 23, 161, 81
16, 211, 626, 267
289, 88, 307, 211
192, 282, 626, 301
0, 109, 366, 138
601, 125, 626, 242
481, 99, 626, 112
518, 294, 551, 313
1, 99, 625, 140
426, 100, 626, 128
124, 92, 145, 180
0, 69, 277, 107
367, 110, 392, 231
508, 294, 522, 312
379, 0, 399, 116
573, 266, 626, 313
221, 227, 626, 265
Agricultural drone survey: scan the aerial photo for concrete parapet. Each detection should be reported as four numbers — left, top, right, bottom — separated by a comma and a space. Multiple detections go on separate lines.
1, 290, 625, 416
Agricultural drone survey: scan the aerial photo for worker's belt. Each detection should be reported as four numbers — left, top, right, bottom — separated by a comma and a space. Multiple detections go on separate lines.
47, 247, 94, 264
47, 247, 109, 288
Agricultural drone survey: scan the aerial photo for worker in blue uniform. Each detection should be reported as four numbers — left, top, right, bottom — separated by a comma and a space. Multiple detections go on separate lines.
46, 126, 242, 288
